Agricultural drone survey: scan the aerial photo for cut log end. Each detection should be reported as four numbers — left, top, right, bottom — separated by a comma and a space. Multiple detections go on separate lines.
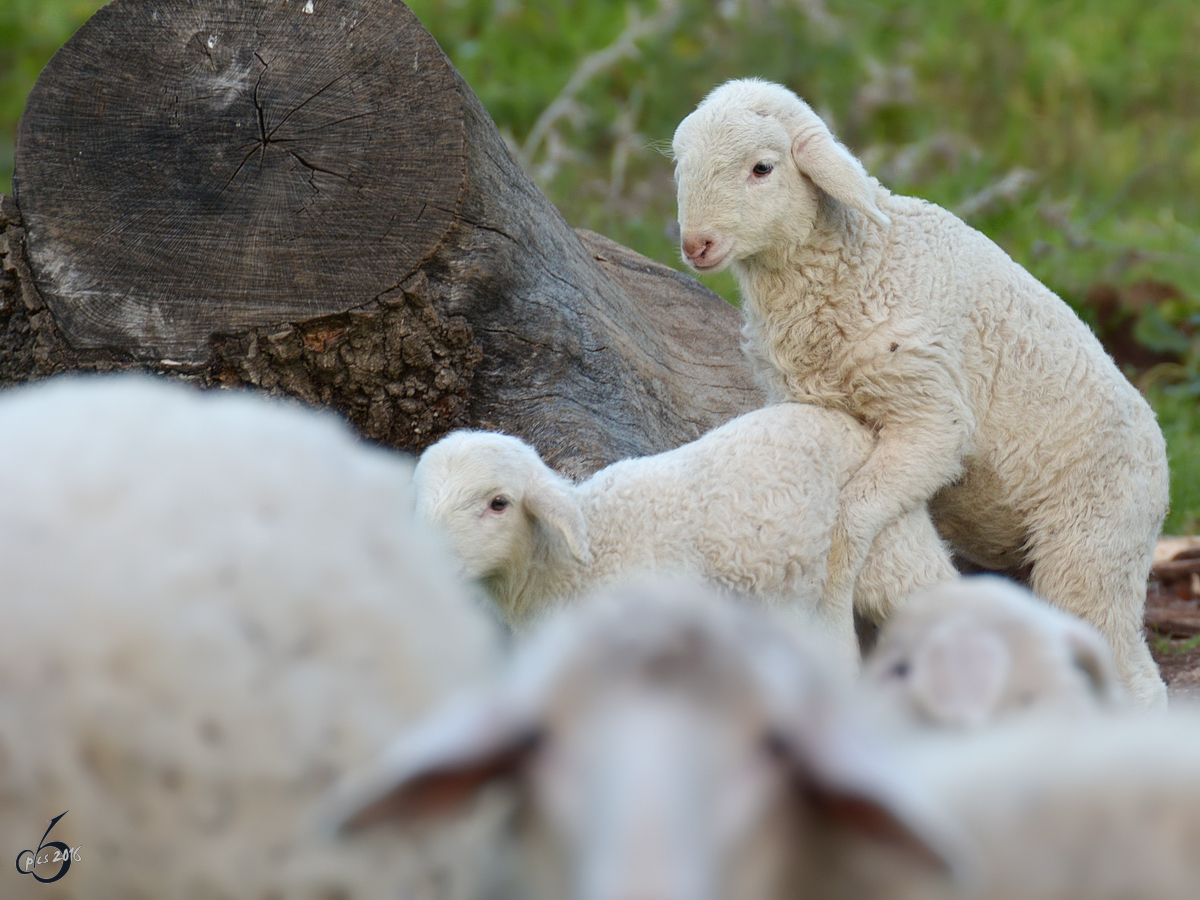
16, 0, 465, 361
6, 0, 763, 475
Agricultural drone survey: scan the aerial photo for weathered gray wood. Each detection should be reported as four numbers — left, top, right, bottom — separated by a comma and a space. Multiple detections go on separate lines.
4, 0, 762, 476
16, 0, 461, 359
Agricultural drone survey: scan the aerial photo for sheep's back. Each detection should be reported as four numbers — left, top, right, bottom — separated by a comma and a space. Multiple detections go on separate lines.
580, 403, 872, 601
892, 711, 1200, 899
0, 376, 504, 900
885, 193, 1163, 477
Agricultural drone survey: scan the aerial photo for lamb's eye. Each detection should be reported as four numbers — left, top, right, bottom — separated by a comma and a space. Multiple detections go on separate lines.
889, 660, 910, 679
752, 162, 774, 176
489, 496, 510, 512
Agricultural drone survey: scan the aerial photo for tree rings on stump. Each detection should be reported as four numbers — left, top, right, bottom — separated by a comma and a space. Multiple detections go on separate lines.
15, 0, 464, 362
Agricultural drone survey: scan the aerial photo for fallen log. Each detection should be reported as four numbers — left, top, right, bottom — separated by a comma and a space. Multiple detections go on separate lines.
2, 0, 761, 477
1145, 546, 1200, 635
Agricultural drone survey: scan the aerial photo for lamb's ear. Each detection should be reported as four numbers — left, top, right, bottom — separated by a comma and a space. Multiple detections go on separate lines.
525, 470, 592, 566
909, 620, 1010, 727
1062, 621, 1126, 707
776, 707, 968, 876
791, 118, 890, 229
320, 691, 540, 833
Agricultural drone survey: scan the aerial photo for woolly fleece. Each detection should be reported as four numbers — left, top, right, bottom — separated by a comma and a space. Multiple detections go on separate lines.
414, 402, 956, 666
672, 78, 1169, 707
0, 375, 504, 900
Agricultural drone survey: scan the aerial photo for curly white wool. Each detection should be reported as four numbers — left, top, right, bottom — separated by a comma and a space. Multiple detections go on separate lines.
0, 375, 504, 900
672, 78, 1168, 707
413, 402, 956, 665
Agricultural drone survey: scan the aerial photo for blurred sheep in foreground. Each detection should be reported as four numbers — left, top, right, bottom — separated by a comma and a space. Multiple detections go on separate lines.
325, 578, 961, 900
861, 577, 1127, 728
841, 709, 1200, 900
0, 375, 505, 900
333, 578, 1200, 900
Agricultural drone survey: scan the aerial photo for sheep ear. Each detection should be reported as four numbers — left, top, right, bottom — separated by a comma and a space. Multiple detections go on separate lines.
791, 123, 890, 229
910, 620, 1010, 727
1062, 623, 1125, 706
525, 471, 592, 566
779, 713, 964, 874
321, 692, 540, 833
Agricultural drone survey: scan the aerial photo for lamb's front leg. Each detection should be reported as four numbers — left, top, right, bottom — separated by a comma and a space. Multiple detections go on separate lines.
823, 408, 972, 615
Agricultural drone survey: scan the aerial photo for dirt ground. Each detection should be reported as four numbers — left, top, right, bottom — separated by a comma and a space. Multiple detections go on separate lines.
1154, 638, 1200, 701
1147, 537, 1200, 702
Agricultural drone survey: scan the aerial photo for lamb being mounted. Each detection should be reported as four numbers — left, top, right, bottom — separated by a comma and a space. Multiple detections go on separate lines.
671, 78, 1169, 707
413, 402, 955, 666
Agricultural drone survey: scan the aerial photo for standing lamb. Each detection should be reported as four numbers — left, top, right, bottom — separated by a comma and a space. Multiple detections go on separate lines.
325, 578, 962, 900
413, 402, 956, 665
671, 77, 1169, 707
0, 375, 505, 900
861, 576, 1127, 728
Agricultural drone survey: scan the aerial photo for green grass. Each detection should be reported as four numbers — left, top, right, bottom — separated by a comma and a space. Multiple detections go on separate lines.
3, 0, 1199, 528
1149, 386, 1200, 534
0, 0, 102, 194
1151, 629, 1200, 657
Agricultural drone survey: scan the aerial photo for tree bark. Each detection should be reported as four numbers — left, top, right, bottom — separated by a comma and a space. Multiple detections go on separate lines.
4, 0, 760, 477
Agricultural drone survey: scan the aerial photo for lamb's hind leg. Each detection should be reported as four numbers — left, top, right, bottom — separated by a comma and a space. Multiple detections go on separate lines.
1029, 524, 1167, 710
853, 506, 958, 626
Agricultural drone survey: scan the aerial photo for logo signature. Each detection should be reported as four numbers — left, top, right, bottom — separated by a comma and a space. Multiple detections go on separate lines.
15, 811, 80, 884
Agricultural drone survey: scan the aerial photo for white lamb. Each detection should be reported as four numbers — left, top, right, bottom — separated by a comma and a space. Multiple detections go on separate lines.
324, 578, 962, 900
672, 77, 1169, 707
413, 401, 957, 665
0, 375, 506, 900
837, 709, 1200, 900
861, 576, 1127, 728
330, 580, 1200, 900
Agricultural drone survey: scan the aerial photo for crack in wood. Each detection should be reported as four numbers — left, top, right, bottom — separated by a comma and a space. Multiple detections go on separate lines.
287, 111, 373, 135
266, 72, 348, 142
194, 31, 217, 71
252, 53, 270, 168
219, 144, 261, 195
287, 149, 352, 184
445, 208, 522, 248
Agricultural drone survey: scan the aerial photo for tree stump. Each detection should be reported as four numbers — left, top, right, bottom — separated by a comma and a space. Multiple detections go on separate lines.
4, 0, 761, 476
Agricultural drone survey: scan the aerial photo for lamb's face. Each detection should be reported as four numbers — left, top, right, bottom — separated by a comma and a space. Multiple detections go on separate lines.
673, 79, 890, 277
528, 691, 802, 900
329, 585, 958, 900
525, 614, 806, 900
413, 431, 540, 581
673, 111, 818, 274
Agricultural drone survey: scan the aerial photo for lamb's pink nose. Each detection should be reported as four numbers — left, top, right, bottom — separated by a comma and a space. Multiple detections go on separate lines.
682, 235, 713, 262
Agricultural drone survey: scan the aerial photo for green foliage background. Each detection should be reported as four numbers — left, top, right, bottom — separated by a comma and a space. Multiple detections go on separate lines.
3, 0, 1199, 529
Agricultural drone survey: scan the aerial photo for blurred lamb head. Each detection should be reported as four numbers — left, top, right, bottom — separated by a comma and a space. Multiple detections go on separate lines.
863, 576, 1127, 728
672, 78, 889, 273
413, 429, 590, 581
325, 579, 960, 900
